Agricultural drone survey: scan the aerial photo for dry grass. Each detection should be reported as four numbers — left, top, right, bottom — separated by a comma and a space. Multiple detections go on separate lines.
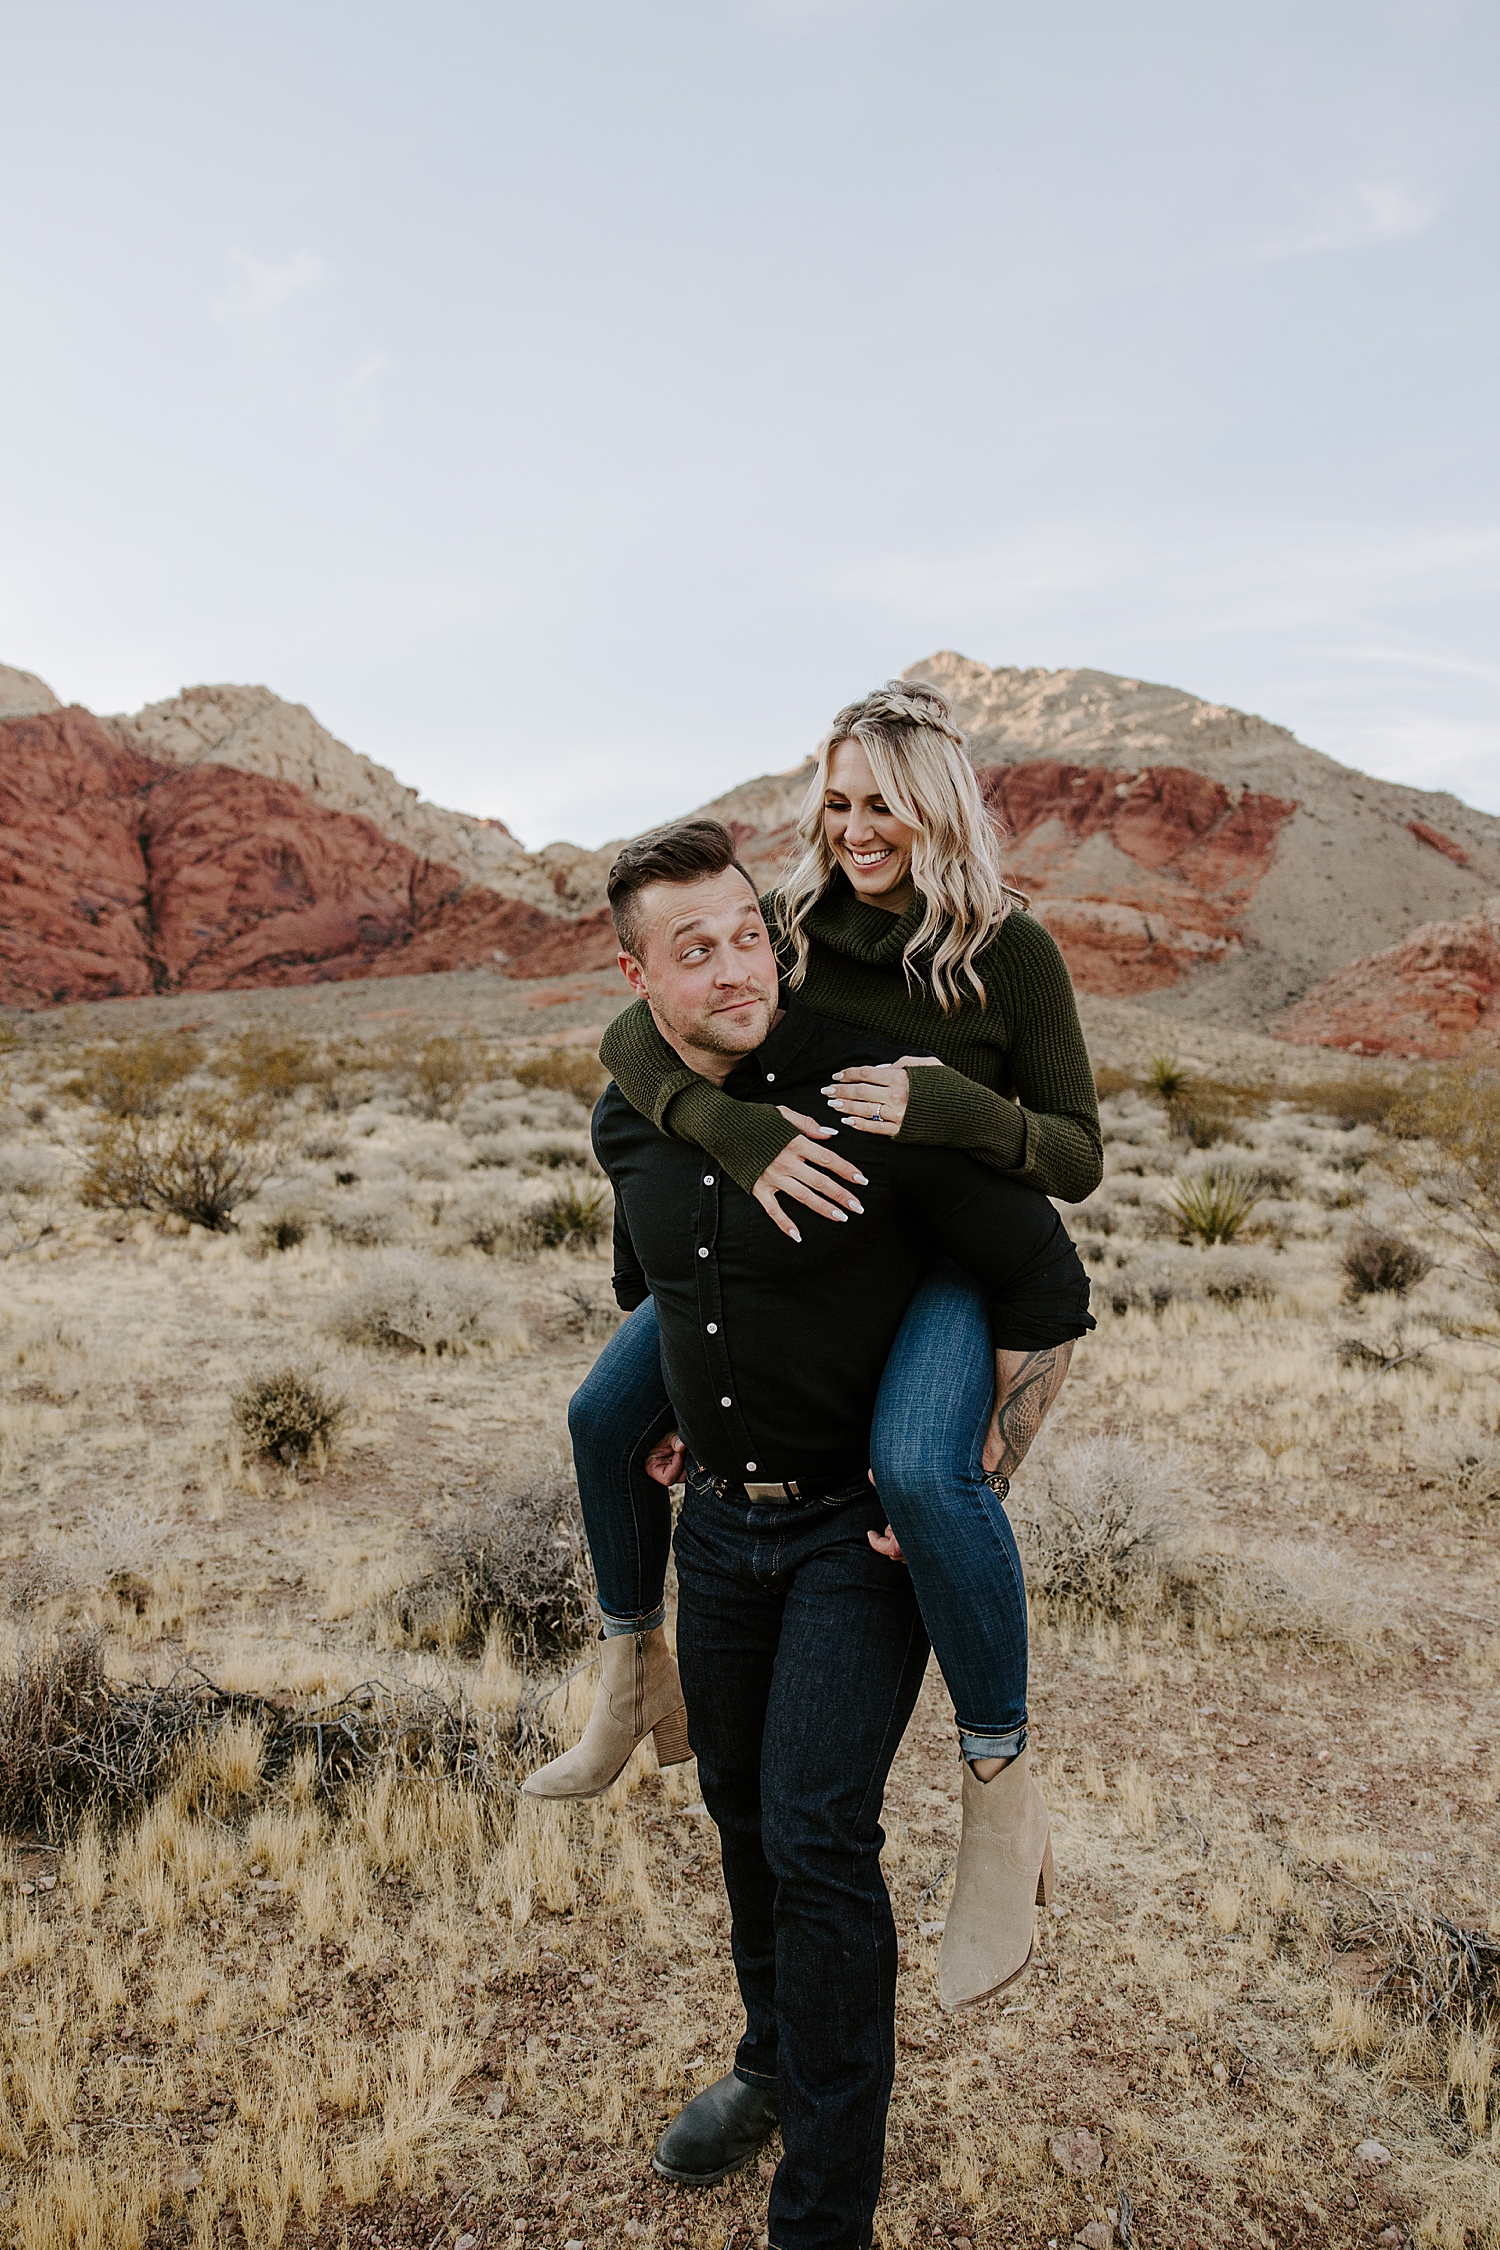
0, 1006, 1498, 2246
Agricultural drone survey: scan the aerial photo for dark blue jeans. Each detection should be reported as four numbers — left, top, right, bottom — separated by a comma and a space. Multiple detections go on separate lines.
674, 1467, 930, 2250
569, 1261, 1027, 1755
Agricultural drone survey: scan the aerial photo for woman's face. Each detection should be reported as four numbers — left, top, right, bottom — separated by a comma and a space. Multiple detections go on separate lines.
822, 738, 918, 915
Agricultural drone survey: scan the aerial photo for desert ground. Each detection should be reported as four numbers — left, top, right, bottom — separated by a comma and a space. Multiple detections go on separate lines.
1, 965, 1497, 2250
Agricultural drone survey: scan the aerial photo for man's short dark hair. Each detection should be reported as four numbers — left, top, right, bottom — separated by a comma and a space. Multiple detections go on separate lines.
607, 819, 757, 960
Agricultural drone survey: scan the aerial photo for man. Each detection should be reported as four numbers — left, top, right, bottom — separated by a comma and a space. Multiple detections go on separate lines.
587, 821, 1091, 2249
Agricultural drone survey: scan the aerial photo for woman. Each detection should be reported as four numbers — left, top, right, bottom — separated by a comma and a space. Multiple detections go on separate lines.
525, 680, 1101, 2007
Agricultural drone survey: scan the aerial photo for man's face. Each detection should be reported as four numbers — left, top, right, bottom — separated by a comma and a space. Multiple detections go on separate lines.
620, 867, 778, 1076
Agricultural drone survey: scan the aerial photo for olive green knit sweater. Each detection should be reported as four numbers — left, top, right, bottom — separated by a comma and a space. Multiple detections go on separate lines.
598, 876, 1103, 1204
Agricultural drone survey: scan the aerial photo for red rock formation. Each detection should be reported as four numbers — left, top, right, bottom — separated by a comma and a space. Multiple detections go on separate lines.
0, 710, 610, 1009
1407, 819, 1471, 868
1273, 899, 1500, 1059
975, 760, 1299, 996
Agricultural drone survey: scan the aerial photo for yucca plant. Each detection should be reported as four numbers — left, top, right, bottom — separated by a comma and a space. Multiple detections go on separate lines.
1147, 1053, 1190, 1102
534, 1178, 610, 1250
1167, 1164, 1262, 1246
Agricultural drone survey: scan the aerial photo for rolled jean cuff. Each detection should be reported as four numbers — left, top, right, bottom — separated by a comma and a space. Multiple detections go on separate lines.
599, 1603, 666, 1638
957, 1723, 1027, 1764
733, 2063, 779, 2090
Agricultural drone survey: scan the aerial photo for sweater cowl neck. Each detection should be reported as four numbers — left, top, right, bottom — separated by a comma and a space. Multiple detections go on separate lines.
799, 870, 927, 968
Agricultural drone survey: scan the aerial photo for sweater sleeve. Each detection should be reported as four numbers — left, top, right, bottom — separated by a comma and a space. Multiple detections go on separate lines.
599, 1000, 701, 1129
596, 999, 798, 1194
894, 916, 1103, 1202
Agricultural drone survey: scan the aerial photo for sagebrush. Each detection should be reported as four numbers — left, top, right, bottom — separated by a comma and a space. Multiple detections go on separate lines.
79, 1097, 276, 1230
232, 1362, 349, 1466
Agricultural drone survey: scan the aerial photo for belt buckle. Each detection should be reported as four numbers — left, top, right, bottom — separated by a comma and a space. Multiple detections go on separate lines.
743, 1480, 798, 1504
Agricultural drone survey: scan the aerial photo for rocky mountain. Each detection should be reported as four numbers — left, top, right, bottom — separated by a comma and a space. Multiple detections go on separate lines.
0, 662, 61, 721
697, 652, 1500, 1034
3, 652, 1496, 1052
108, 682, 612, 916
1273, 896, 1500, 1060
0, 706, 615, 1009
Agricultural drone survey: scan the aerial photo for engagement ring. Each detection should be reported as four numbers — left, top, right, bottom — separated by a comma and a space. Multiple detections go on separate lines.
873, 1105, 881, 1123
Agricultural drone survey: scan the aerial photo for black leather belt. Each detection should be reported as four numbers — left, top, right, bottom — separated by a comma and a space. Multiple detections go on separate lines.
697, 1470, 869, 1507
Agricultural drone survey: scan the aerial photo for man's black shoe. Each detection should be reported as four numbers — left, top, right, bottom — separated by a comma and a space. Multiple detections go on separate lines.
651, 2071, 780, 2184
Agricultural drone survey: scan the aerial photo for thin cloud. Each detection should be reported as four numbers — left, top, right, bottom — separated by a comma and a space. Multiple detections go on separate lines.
334, 353, 391, 449
1239, 181, 1439, 265
208, 249, 331, 335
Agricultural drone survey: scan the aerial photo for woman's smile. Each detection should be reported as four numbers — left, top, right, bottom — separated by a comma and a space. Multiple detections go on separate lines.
823, 739, 918, 914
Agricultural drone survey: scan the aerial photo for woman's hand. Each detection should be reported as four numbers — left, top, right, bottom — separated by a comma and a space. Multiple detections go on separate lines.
644, 1431, 686, 1487
750, 1107, 870, 1243
867, 1523, 906, 1565
821, 1055, 942, 1137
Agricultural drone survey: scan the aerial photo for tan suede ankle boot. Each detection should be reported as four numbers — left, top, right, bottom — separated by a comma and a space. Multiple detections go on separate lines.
938, 1743, 1054, 2011
521, 1627, 690, 1800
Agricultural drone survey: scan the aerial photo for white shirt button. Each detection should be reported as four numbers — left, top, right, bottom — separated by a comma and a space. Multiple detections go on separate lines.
698, 1247, 709, 1258
765, 1072, 775, 1082
703, 1175, 714, 1185
720, 1396, 732, 1407
746, 1462, 756, 1472
706, 1322, 718, 1334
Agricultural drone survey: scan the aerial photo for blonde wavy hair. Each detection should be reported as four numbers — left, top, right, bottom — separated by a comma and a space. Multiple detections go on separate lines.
777, 679, 1021, 1012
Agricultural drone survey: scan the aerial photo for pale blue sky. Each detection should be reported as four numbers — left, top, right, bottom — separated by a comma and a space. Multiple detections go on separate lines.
2, 0, 1495, 846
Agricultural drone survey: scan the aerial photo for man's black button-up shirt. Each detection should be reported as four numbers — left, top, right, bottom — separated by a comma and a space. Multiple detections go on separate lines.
591, 1005, 1094, 1487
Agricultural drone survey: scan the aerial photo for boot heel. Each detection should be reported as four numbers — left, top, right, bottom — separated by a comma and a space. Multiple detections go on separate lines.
652, 1703, 692, 1767
1035, 1834, 1055, 1907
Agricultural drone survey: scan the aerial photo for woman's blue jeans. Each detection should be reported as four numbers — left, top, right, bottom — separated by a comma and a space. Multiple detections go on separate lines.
568, 1259, 1028, 1760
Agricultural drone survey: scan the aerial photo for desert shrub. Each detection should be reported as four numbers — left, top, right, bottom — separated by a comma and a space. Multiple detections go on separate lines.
0, 1146, 57, 1195
521, 1136, 593, 1172
64, 1495, 177, 1590
1167, 1164, 1261, 1245
1342, 1228, 1433, 1299
512, 1047, 608, 1102
463, 1207, 512, 1255
1454, 1441, 1500, 1514
330, 1251, 497, 1355
1202, 1254, 1278, 1306
1093, 1064, 1135, 1099
232, 1363, 349, 1467
1017, 1436, 1175, 1618
1388, 1066, 1500, 1305
556, 1279, 623, 1339
1168, 1102, 1228, 1148
1146, 1053, 1190, 1101
315, 1041, 379, 1112
1295, 1075, 1407, 1129
325, 1190, 408, 1246
383, 1472, 590, 1660
61, 1031, 203, 1117
467, 1136, 517, 1170
217, 1029, 326, 1102
1414, 1428, 1500, 1514
401, 1035, 483, 1119
1164, 1539, 1390, 1652
257, 1206, 309, 1252
0, 1633, 205, 1839
79, 1097, 276, 1231
301, 1131, 347, 1162
321, 1179, 407, 1251
0, 1639, 516, 1837
0, 1198, 59, 1259
532, 1178, 610, 1250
